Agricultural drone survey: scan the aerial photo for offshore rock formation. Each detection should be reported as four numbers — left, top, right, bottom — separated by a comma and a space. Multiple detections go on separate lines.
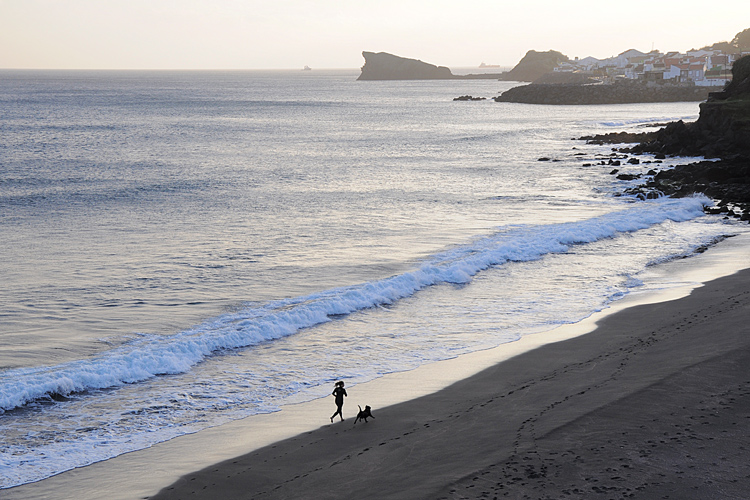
498, 50, 568, 82
357, 51, 454, 80
494, 80, 711, 105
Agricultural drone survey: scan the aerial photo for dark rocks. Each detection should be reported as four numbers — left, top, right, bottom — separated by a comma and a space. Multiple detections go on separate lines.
622, 158, 750, 221
531, 72, 599, 85
650, 159, 750, 202
495, 80, 711, 105
453, 95, 486, 101
616, 173, 641, 181
580, 130, 658, 144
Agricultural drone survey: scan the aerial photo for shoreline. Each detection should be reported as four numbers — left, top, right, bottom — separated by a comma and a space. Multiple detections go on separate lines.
4, 232, 750, 500
153, 237, 750, 500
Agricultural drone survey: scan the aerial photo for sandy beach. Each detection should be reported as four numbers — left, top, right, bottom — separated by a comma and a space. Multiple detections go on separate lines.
146, 264, 750, 499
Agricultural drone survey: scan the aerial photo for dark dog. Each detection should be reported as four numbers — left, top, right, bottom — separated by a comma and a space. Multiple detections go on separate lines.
353, 405, 375, 425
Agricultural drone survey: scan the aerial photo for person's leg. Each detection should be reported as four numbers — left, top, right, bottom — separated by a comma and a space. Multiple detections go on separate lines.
331, 405, 341, 422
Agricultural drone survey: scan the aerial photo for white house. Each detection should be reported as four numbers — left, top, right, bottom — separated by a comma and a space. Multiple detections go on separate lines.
686, 49, 714, 58
665, 62, 706, 82
576, 56, 601, 71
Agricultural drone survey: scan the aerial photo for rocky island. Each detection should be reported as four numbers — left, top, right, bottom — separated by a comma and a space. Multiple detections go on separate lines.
357, 51, 454, 80
357, 51, 508, 80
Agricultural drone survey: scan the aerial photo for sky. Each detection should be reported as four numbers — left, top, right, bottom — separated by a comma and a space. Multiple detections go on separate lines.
1, 0, 749, 70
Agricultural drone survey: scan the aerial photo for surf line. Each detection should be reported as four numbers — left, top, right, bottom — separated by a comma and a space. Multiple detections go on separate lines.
0, 196, 710, 413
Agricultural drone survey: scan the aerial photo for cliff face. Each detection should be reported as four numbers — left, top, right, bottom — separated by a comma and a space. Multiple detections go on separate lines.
692, 56, 750, 156
498, 50, 568, 82
357, 52, 454, 80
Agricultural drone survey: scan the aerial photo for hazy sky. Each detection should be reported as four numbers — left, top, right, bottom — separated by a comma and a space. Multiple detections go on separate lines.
1, 0, 748, 70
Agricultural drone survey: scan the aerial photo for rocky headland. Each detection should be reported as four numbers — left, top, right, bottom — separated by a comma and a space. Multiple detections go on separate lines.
494, 80, 711, 105
580, 55, 750, 219
497, 49, 569, 82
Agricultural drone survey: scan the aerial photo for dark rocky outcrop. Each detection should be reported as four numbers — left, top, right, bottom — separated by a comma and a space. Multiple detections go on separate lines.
623, 159, 750, 221
531, 72, 599, 85
494, 80, 711, 105
498, 50, 569, 82
357, 51, 454, 80
453, 95, 487, 101
579, 130, 659, 145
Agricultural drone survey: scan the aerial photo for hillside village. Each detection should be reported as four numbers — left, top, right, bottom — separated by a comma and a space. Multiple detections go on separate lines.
557, 48, 749, 86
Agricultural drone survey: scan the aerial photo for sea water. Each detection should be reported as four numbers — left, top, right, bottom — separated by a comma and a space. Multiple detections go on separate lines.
0, 69, 746, 488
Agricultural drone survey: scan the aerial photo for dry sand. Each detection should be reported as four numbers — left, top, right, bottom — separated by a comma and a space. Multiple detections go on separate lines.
150, 267, 750, 500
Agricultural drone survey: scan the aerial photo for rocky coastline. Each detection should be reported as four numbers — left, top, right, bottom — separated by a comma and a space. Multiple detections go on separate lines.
494, 80, 711, 105
579, 56, 750, 220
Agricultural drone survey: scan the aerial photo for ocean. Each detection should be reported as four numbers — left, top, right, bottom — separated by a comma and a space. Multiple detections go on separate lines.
1, 68, 747, 489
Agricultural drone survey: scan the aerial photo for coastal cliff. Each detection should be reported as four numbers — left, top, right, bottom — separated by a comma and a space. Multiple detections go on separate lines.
357, 51, 454, 80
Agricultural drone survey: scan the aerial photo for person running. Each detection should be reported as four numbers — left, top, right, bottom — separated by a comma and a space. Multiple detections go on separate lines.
330, 381, 347, 422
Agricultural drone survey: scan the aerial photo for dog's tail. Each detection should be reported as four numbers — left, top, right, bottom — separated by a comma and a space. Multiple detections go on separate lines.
354, 405, 363, 426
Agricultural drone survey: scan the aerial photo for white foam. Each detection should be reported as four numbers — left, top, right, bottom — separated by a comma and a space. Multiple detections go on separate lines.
598, 115, 697, 127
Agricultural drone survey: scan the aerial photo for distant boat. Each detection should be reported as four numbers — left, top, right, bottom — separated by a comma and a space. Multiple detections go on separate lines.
303, 65, 312, 71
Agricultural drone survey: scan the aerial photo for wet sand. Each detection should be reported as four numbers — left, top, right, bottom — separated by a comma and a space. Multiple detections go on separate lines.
150, 267, 750, 500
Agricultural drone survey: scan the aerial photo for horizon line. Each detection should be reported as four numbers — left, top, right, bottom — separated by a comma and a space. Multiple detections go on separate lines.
0, 64, 513, 72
